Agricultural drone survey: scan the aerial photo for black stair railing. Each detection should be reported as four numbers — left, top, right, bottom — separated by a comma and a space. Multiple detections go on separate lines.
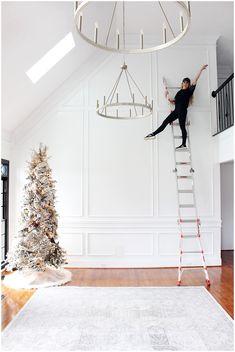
212, 73, 234, 136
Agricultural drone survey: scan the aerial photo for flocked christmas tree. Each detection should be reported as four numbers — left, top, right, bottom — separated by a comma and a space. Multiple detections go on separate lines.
7, 145, 67, 272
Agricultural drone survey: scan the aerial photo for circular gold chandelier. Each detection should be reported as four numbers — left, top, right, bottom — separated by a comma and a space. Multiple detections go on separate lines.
96, 62, 153, 119
74, 1, 191, 54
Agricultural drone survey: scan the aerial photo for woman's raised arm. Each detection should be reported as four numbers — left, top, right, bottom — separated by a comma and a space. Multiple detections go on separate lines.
192, 64, 208, 85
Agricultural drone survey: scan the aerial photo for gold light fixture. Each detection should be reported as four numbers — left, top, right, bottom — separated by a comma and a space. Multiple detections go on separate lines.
96, 62, 153, 120
74, 1, 191, 54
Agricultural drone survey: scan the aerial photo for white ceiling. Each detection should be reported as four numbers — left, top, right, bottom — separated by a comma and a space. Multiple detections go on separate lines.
2, 1, 234, 134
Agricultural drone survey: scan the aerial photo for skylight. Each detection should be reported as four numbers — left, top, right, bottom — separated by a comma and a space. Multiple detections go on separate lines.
26, 32, 75, 83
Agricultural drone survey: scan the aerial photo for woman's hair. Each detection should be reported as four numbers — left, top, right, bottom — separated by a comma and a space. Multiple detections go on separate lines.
181, 77, 193, 105
183, 77, 191, 84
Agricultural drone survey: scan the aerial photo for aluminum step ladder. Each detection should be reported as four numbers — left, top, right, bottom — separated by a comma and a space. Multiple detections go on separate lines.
171, 121, 210, 286
163, 78, 210, 286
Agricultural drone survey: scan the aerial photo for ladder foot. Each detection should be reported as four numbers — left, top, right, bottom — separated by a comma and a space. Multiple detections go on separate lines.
205, 279, 211, 286
177, 280, 181, 286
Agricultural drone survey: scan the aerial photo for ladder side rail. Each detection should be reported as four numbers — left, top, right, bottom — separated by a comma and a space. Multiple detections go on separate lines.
163, 79, 185, 284
171, 125, 181, 220
163, 78, 181, 220
186, 121, 199, 220
164, 80, 184, 283
185, 118, 210, 284
196, 224, 210, 281
185, 121, 208, 273
171, 123, 184, 284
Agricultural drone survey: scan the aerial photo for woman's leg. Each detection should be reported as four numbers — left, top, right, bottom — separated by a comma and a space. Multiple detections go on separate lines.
151, 111, 178, 136
178, 112, 187, 146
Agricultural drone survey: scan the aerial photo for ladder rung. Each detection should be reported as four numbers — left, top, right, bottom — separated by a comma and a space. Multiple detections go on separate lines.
178, 190, 193, 193
172, 122, 190, 126
177, 176, 192, 179
179, 204, 195, 208
181, 250, 202, 254
182, 234, 198, 238
175, 148, 190, 152
179, 219, 199, 223
176, 162, 191, 165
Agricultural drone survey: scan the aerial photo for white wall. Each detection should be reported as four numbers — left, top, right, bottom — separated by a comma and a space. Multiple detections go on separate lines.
213, 126, 234, 163
1, 133, 12, 161
9, 39, 221, 267
217, 64, 233, 88
221, 161, 234, 250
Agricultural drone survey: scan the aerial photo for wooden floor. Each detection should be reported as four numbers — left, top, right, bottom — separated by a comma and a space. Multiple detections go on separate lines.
1, 250, 233, 331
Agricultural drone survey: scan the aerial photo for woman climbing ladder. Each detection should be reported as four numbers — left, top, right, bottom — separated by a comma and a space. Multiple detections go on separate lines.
144, 65, 208, 148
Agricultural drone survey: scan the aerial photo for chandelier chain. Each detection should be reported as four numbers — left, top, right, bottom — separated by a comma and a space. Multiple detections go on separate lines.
101, 70, 123, 113
124, 70, 138, 116
158, 1, 176, 38
109, 71, 123, 105
126, 69, 145, 100
105, 1, 117, 46
123, 1, 126, 49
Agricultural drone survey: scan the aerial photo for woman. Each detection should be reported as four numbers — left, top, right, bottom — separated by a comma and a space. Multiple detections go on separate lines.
144, 64, 208, 149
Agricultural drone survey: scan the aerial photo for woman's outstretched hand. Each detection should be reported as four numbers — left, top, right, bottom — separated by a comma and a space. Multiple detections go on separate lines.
201, 64, 208, 71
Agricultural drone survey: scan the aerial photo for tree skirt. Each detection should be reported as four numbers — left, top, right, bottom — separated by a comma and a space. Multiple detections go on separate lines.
1, 287, 233, 351
3, 267, 72, 289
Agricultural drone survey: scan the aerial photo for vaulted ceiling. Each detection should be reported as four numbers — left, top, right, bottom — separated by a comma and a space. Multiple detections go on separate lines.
2, 1, 234, 134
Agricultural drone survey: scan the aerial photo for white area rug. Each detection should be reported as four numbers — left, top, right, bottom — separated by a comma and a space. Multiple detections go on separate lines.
1, 287, 234, 351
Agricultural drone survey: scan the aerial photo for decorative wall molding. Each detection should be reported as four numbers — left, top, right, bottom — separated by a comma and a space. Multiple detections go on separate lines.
86, 232, 155, 257
57, 218, 221, 231
64, 258, 221, 268
86, 109, 155, 218
157, 231, 214, 256
59, 233, 84, 256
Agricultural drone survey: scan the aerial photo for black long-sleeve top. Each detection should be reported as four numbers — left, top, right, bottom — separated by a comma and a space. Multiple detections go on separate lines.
174, 84, 196, 111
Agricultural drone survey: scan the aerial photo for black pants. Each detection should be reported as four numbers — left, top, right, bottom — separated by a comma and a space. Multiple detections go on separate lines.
152, 110, 187, 145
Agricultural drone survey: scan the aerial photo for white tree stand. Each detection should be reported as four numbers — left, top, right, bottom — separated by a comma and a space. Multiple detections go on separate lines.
3, 267, 72, 289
